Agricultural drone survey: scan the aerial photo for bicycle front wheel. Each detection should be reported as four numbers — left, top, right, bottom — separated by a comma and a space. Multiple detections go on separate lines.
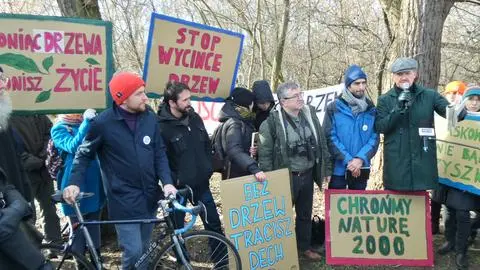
150, 230, 242, 270
40, 243, 94, 270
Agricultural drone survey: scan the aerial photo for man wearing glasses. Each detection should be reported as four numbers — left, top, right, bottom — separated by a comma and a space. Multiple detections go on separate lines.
258, 82, 332, 261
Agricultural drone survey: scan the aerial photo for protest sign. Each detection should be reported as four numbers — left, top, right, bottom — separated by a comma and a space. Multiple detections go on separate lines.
435, 115, 480, 195
143, 13, 243, 100
220, 168, 299, 270
325, 190, 433, 266
0, 14, 113, 114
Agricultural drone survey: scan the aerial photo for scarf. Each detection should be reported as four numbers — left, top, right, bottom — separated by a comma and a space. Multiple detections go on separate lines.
341, 87, 368, 115
234, 104, 255, 120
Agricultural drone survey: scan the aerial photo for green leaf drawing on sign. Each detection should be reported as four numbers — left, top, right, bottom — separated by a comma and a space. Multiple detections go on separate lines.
86, 58, 100, 65
42, 56, 53, 73
146, 92, 162, 99
0, 53, 43, 74
35, 89, 51, 103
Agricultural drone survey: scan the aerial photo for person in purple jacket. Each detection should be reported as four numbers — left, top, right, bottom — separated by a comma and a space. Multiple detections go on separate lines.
63, 72, 177, 270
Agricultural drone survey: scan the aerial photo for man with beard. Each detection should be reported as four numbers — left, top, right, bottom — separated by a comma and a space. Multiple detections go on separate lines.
157, 82, 223, 239
323, 65, 379, 190
63, 71, 177, 270
0, 67, 53, 269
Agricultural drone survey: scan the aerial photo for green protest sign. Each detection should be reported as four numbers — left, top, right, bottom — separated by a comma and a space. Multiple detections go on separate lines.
326, 190, 433, 266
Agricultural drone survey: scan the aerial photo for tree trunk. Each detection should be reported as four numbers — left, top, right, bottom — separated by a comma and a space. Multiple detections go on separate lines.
370, 0, 455, 190
270, 0, 290, 91
56, 0, 102, 19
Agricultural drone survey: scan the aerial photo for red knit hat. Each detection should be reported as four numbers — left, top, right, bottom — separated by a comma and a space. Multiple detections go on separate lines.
109, 72, 145, 105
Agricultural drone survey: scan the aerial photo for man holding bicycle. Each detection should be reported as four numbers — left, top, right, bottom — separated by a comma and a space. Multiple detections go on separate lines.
63, 72, 177, 270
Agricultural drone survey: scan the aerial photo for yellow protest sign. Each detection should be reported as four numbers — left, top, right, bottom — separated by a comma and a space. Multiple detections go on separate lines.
0, 14, 113, 114
326, 190, 433, 266
143, 13, 243, 100
220, 168, 299, 270
435, 115, 480, 195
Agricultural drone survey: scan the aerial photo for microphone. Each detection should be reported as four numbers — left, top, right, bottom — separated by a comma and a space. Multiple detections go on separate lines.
399, 82, 411, 110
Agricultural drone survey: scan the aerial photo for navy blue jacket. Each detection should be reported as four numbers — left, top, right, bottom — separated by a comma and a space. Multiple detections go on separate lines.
323, 97, 379, 176
70, 104, 173, 219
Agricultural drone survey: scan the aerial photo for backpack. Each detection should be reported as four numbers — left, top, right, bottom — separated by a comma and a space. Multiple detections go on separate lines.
211, 122, 227, 173
45, 125, 72, 180
211, 119, 246, 174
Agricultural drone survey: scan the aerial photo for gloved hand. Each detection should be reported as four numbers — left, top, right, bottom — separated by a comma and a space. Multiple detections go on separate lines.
163, 184, 177, 198
83, 109, 97, 121
397, 91, 412, 111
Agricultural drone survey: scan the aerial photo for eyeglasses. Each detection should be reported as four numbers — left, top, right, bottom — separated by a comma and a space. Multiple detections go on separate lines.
282, 92, 304, 100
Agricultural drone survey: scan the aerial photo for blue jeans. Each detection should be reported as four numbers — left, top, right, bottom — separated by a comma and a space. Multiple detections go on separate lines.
329, 174, 368, 190
69, 210, 102, 255
115, 213, 155, 270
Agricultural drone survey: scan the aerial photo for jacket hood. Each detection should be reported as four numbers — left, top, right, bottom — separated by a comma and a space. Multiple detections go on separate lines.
218, 100, 242, 122
157, 103, 194, 124
157, 103, 177, 122
252, 80, 274, 103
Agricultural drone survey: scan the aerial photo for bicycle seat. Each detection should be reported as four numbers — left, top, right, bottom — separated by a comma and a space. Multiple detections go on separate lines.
51, 190, 94, 203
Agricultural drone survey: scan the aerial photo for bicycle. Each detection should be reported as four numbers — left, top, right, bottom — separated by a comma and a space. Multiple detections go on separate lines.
40, 187, 241, 270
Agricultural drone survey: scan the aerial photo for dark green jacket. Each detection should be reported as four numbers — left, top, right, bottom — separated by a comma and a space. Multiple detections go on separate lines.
258, 105, 332, 188
375, 84, 450, 191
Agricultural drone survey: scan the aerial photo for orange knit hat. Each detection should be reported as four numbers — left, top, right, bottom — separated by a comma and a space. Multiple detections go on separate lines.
444, 81, 467, 95
109, 72, 145, 105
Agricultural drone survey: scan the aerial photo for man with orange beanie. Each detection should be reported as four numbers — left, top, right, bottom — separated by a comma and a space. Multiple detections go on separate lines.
63, 71, 176, 269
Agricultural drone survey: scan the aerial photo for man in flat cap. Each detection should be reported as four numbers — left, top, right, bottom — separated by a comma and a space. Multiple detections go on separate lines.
375, 57, 457, 191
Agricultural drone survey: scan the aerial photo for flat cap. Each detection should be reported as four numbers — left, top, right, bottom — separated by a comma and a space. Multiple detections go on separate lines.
390, 57, 418, 73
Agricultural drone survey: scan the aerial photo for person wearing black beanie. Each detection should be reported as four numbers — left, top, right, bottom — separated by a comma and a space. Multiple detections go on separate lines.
216, 87, 266, 181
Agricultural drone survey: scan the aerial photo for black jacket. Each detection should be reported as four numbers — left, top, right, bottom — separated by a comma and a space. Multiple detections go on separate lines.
218, 100, 261, 179
10, 115, 52, 183
157, 104, 213, 193
0, 125, 32, 201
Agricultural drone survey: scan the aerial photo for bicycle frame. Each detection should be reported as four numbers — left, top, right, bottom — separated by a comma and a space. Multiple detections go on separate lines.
63, 190, 203, 269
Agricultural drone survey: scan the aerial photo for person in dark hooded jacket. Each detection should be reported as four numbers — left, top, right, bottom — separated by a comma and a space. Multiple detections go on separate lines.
252, 80, 275, 130
157, 82, 226, 263
218, 87, 266, 181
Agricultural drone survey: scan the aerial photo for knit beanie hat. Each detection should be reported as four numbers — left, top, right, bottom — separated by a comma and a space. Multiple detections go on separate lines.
109, 72, 145, 105
463, 86, 480, 100
229, 87, 254, 108
445, 81, 467, 94
344, 65, 367, 88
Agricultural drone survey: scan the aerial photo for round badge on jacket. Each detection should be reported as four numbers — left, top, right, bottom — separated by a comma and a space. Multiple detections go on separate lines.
143, 135, 151, 145
362, 124, 368, 131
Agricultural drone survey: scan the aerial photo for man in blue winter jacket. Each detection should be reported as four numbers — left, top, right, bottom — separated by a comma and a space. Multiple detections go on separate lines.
323, 65, 379, 189
63, 72, 177, 270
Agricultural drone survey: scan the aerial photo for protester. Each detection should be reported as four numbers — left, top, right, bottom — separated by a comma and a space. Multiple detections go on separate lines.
375, 57, 462, 191
217, 87, 266, 181
0, 66, 53, 269
323, 65, 379, 190
10, 114, 62, 245
50, 112, 105, 265
258, 81, 332, 261
157, 81, 224, 260
252, 80, 275, 131
433, 86, 480, 269
63, 71, 177, 270
443, 81, 467, 104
